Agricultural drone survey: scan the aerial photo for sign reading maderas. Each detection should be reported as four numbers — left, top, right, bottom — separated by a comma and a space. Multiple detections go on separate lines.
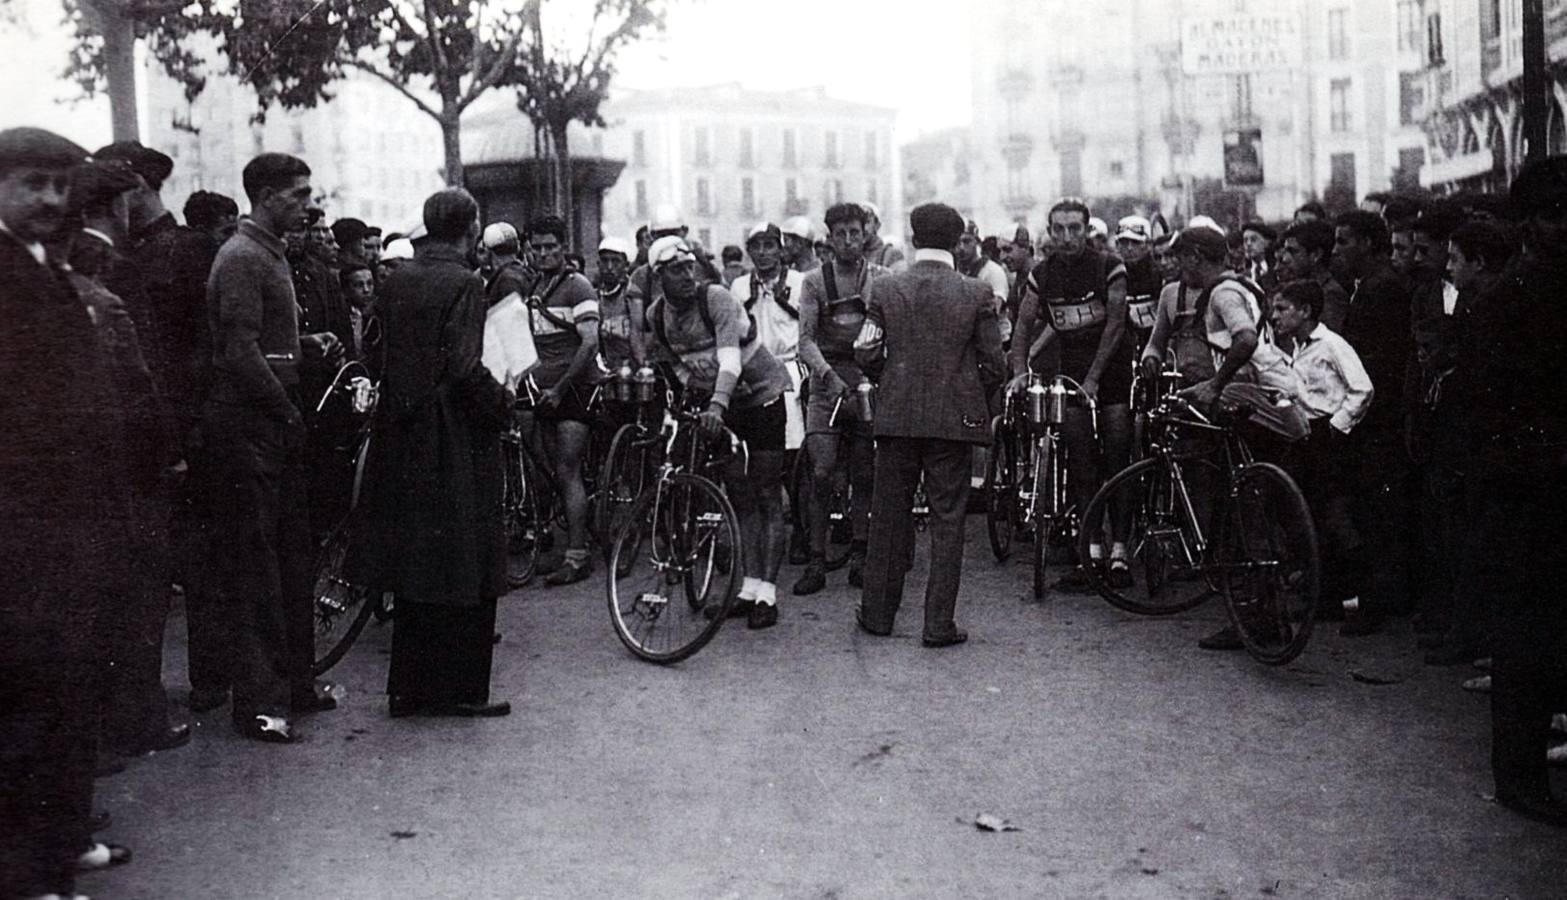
1181, 14, 1301, 75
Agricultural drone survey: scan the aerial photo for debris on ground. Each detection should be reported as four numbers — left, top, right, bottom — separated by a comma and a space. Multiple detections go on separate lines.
973, 813, 1019, 832
390, 831, 418, 839
1348, 670, 1402, 685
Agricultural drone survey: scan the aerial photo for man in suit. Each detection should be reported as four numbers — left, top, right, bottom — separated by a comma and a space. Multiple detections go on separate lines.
853, 203, 1006, 647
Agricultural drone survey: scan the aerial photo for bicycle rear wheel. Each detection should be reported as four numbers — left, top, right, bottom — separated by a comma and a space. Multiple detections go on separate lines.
1220, 463, 1319, 665
312, 513, 376, 675
984, 422, 1017, 561
503, 438, 544, 588
1079, 457, 1218, 616
607, 473, 742, 664
792, 444, 853, 571
1031, 434, 1075, 599
596, 423, 655, 562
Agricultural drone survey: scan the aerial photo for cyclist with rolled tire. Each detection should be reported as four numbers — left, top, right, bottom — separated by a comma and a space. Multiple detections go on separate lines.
643, 237, 793, 630
517, 212, 601, 586
794, 202, 893, 595
1009, 198, 1133, 591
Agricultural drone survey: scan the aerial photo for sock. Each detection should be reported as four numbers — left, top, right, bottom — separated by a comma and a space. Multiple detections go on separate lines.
564, 546, 589, 565
754, 581, 777, 606
1110, 541, 1128, 561
739, 576, 760, 600
1089, 543, 1105, 561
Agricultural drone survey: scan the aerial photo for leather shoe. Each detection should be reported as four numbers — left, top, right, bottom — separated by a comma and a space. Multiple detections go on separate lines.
544, 557, 592, 587
188, 688, 229, 713
1198, 625, 1244, 651
704, 598, 754, 621
76, 841, 131, 871
292, 683, 339, 715
793, 563, 826, 596
122, 723, 191, 755
1495, 789, 1567, 828
921, 628, 968, 648
236, 714, 299, 744
855, 609, 892, 637
747, 602, 778, 630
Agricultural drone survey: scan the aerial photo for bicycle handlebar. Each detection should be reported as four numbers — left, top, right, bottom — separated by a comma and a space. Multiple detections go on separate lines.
315, 360, 375, 414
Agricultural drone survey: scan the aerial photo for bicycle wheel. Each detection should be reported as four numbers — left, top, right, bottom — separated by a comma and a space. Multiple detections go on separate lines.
792, 444, 853, 571
503, 439, 544, 588
596, 423, 655, 562
1078, 457, 1218, 616
984, 422, 1016, 561
312, 514, 376, 675
1219, 463, 1319, 665
1030, 435, 1066, 599
607, 473, 742, 664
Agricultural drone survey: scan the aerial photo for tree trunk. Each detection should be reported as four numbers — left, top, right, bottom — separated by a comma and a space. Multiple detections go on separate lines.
81, 0, 139, 141
551, 120, 573, 249
439, 109, 464, 186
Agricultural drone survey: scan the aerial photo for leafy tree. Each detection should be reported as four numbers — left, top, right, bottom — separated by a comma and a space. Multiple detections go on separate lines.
512, 0, 665, 238
50, 0, 208, 141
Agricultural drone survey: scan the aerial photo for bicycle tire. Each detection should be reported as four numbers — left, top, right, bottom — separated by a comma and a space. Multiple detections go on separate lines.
607, 473, 742, 664
503, 439, 544, 588
984, 422, 1016, 562
1031, 434, 1073, 599
596, 423, 654, 562
1078, 457, 1218, 616
311, 514, 376, 675
792, 442, 853, 571
1220, 462, 1319, 666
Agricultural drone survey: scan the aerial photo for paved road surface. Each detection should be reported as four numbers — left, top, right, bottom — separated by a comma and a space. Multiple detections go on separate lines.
92, 530, 1564, 899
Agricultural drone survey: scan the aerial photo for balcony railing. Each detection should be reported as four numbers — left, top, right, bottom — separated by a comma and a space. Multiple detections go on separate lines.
1002, 132, 1034, 167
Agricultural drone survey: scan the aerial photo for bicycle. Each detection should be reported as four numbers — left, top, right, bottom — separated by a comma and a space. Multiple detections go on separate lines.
788, 392, 870, 572
1077, 386, 1320, 665
309, 361, 391, 675
596, 369, 670, 574
605, 398, 747, 664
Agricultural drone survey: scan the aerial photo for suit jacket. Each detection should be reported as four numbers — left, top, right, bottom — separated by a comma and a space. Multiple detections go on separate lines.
856, 257, 1006, 445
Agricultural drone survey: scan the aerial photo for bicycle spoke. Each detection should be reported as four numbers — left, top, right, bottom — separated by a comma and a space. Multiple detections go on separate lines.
1221, 464, 1320, 665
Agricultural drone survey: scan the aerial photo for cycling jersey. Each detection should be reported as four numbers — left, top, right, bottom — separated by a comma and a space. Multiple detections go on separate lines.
1025, 247, 1132, 398
596, 280, 635, 369
1123, 254, 1163, 347
645, 285, 790, 410
522, 269, 599, 384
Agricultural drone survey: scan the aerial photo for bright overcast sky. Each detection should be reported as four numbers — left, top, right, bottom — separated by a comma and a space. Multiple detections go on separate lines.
0, 0, 972, 149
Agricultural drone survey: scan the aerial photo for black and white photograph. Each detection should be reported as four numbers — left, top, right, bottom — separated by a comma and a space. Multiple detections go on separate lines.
2, 0, 1565, 896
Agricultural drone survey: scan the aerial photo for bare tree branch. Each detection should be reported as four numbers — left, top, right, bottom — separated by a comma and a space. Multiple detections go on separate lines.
345, 58, 441, 120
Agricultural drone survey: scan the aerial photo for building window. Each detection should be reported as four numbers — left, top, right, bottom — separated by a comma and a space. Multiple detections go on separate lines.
1397, 0, 1422, 51
1330, 79, 1352, 132
825, 130, 838, 168
865, 132, 877, 169
1399, 71, 1425, 126
1329, 152, 1357, 195
1108, 160, 1125, 178
292, 123, 307, 154
1481, 0, 1501, 41
833, 178, 843, 204
742, 178, 756, 217
1327, 8, 1349, 60
785, 177, 805, 215
635, 180, 648, 219
739, 127, 754, 167
698, 228, 712, 249
1060, 148, 1082, 197
1426, 12, 1445, 66
1231, 73, 1253, 122
633, 130, 646, 167
696, 178, 711, 216
694, 126, 710, 167
783, 129, 797, 169
866, 179, 877, 205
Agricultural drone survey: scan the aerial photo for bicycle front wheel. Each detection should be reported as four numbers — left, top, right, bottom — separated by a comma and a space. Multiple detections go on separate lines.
503, 439, 545, 588
607, 473, 742, 664
596, 423, 655, 561
1079, 457, 1218, 616
984, 422, 1017, 562
312, 514, 376, 675
1220, 463, 1319, 665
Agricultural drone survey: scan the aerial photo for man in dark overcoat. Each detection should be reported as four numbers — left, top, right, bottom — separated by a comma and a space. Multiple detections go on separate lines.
355, 188, 513, 718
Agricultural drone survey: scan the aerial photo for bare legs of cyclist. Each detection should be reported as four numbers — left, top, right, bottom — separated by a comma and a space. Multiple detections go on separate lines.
794, 429, 875, 594
725, 449, 788, 629
1058, 402, 1133, 592
543, 419, 593, 586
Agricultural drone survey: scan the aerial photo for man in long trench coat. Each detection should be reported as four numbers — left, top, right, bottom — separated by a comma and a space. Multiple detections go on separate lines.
354, 188, 514, 718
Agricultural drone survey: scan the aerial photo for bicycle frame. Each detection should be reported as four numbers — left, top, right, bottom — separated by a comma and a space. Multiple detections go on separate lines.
1137, 395, 1256, 567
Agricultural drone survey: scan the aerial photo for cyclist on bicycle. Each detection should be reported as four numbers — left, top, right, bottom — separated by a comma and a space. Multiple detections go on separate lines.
481, 221, 532, 307
794, 202, 893, 595
518, 212, 602, 586
1114, 215, 1162, 358
1009, 198, 1133, 590
642, 236, 793, 630
595, 236, 643, 373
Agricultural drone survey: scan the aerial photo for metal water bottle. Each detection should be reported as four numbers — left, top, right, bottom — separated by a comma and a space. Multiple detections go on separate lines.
1026, 379, 1049, 425
634, 365, 657, 403
615, 363, 634, 402
856, 381, 876, 423
1046, 378, 1069, 425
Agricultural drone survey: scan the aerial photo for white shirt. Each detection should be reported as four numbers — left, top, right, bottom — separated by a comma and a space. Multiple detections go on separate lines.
732, 267, 804, 363
1285, 322, 1375, 434
1204, 276, 1301, 400
913, 248, 955, 268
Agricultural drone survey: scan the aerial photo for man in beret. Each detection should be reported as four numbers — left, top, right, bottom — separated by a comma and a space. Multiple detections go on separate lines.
0, 125, 129, 900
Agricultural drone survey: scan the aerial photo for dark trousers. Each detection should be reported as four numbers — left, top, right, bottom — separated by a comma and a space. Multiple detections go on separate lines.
1292, 423, 1368, 606
97, 487, 174, 751
859, 436, 974, 638
202, 404, 314, 723
388, 597, 498, 707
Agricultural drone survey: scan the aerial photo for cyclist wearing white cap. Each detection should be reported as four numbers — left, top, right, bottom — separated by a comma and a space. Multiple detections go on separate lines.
793, 202, 893, 594
595, 236, 642, 372
781, 215, 820, 274
731, 223, 807, 449
643, 236, 794, 630
1114, 215, 1161, 356
861, 201, 906, 272
480, 221, 532, 308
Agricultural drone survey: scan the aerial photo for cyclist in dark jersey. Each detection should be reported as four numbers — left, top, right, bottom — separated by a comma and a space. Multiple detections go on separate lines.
594, 236, 641, 372
1010, 198, 1133, 590
1114, 215, 1162, 358
642, 237, 793, 630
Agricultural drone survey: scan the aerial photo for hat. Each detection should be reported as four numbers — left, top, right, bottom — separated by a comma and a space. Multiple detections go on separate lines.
964, 219, 980, 237
1114, 215, 1151, 243
648, 235, 695, 270
1170, 226, 1228, 258
746, 222, 782, 245
1012, 224, 1032, 246
0, 127, 88, 173
1088, 216, 1108, 238
68, 158, 141, 215
861, 201, 882, 222
481, 222, 518, 249
650, 203, 684, 233
93, 140, 173, 189
1186, 215, 1225, 235
597, 236, 633, 258
379, 238, 415, 261
781, 216, 813, 241
331, 217, 368, 247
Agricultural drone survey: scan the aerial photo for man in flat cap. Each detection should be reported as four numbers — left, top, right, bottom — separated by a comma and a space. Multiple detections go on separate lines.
0, 126, 131, 900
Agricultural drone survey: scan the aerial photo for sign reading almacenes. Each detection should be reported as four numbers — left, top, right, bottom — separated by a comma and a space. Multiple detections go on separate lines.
1181, 14, 1301, 75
